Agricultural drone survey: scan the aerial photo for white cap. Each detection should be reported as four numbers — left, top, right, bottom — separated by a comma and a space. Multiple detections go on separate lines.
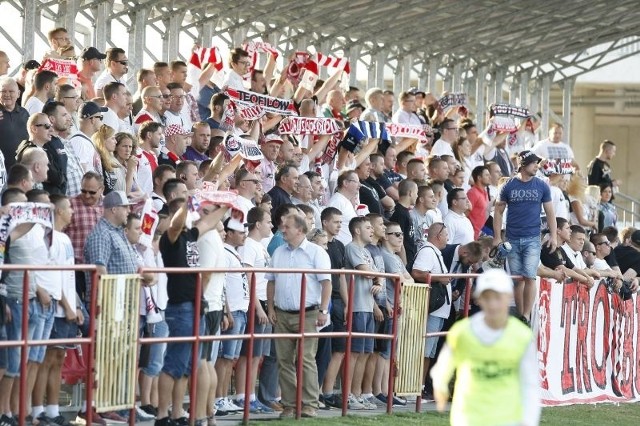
474, 268, 513, 297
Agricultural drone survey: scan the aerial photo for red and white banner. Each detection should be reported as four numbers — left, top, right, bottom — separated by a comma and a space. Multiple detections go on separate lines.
385, 123, 433, 141
189, 47, 223, 71
138, 198, 159, 248
237, 104, 265, 121
39, 58, 79, 81
278, 117, 342, 135
535, 278, 640, 405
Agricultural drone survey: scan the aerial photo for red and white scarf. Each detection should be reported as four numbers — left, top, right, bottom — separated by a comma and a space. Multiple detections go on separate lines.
243, 41, 278, 75
189, 47, 224, 71
225, 88, 298, 116
278, 117, 342, 135
385, 123, 433, 141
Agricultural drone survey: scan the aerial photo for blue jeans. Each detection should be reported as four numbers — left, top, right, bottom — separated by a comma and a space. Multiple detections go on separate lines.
6, 298, 39, 377
221, 310, 247, 360
425, 315, 445, 358
30, 300, 57, 363
507, 235, 542, 279
162, 302, 204, 379
140, 316, 169, 377
351, 312, 374, 353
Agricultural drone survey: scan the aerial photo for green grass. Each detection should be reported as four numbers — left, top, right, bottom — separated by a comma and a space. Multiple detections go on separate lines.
251, 404, 640, 425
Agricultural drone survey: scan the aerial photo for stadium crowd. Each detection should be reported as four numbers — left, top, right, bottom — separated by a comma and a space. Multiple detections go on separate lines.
0, 26, 637, 426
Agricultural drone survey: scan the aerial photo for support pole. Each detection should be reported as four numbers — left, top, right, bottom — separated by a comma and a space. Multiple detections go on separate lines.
376, 51, 386, 89
393, 59, 403, 96
127, 8, 148, 93
562, 78, 575, 146
494, 68, 505, 103
541, 76, 552, 135
402, 55, 412, 90
520, 71, 529, 109
22, 0, 36, 61
427, 61, 438, 94
349, 45, 361, 87
476, 67, 487, 125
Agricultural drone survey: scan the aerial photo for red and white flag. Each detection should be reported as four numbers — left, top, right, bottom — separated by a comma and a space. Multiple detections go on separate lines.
189, 47, 223, 71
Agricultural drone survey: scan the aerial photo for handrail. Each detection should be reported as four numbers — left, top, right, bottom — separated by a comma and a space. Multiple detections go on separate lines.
613, 190, 640, 205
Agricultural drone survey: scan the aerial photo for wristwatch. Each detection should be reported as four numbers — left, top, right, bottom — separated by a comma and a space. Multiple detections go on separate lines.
319, 308, 329, 315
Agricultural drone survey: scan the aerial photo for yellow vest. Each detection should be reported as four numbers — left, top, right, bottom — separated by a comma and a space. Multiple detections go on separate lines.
448, 316, 532, 426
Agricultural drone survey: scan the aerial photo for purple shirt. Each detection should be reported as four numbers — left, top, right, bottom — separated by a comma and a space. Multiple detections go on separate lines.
182, 146, 210, 164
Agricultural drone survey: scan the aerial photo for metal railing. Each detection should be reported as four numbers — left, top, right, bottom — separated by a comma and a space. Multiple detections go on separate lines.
613, 191, 640, 228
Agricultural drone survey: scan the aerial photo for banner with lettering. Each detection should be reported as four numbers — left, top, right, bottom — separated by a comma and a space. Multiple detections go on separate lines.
535, 278, 640, 405
39, 58, 79, 81
385, 123, 433, 141
225, 88, 298, 116
278, 117, 342, 135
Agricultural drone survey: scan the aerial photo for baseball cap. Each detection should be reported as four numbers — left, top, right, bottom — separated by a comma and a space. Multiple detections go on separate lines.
23, 60, 40, 71
224, 217, 246, 233
165, 124, 193, 138
80, 101, 108, 119
346, 99, 365, 113
81, 47, 107, 61
262, 134, 284, 145
518, 150, 542, 168
630, 230, 640, 247
474, 268, 514, 297
103, 191, 135, 209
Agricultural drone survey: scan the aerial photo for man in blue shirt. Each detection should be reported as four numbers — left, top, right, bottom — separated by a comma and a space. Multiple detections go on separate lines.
493, 150, 556, 323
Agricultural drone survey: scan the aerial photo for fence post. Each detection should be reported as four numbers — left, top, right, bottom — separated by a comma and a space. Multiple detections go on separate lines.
463, 276, 473, 317
415, 272, 432, 413
341, 274, 355, 417
386, 276, 402, 414
18, 270, 30, 426
85, 269, 99, 425
188, 274, 203, 425
243, 272, 257, 424
295, 273, 308, 419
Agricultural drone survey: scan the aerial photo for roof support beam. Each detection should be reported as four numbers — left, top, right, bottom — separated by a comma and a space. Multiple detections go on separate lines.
540, 76, 552, 134
127, 7, 148, 92
562, 78, 575, 144
22, 0, 36, 62
476, 66, 487, 125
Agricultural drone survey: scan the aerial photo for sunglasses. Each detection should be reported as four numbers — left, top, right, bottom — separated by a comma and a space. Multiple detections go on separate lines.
34, 123, 52, 129
386, 232, 403, 238
89, 115, 103, 121
115, 60, 128, 66
81, 189, 98, 195
435, 223, 447, 239
595, 240, 611, 246
161, 94, 171, 99
582, 250, 596, 255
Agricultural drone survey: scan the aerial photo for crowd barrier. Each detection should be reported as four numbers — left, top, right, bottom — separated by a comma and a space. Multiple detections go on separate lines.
5, 266, 633, 424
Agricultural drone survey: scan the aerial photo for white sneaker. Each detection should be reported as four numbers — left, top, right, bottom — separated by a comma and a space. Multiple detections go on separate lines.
222, 397, 243, 412
362, 395, 381, 408
358, 396, 377, 410
135, 406, 155, 420
347, 394, 365, 410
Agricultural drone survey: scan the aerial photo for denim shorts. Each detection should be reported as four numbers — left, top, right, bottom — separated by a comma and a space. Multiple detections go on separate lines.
240, 301, 271, 357
50, 316, 79, 349
374, 307, 393, 360
351, 311, 374, 354
6, 297, 39, 377
425, 315, 445, 358
221, 310, 247, 360
201, 310, 223, 362
0, 324, 7, 370
140, 316, 169, 377
507, 235, 542, 279
162, 302, 204, 379
30, 300, 57, 363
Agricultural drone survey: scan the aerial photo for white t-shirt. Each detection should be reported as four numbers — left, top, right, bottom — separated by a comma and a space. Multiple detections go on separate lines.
391, 109, 421, 126
238, 237, 270, 301
222, 69, 246, 90
198, 230, 226, 311
550, 185, 569, 220
328, 191, 356, 245
69, 132, 99, 173
236, 195, 255, 222
413, 242, 451, 319
531, 139, 575, 160
135, 147, 153, 195
102, 107, 121, 132
31, 225, 60, 300
24, 96, 45, 115
95, 72, 127, 93
164, 110, 192, 132
592, 257, 611, 271
431, 139, 455, 157
223, 243, 249, 312
561, 243, 587, 269
444, 210, 474, 244
51, 230, 76, 318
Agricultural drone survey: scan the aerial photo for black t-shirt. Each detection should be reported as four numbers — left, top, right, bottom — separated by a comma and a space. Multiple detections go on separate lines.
160, 227, 200, 304
587, 158, 612, 186
540, 244, 575, 270
327, 238, 345, 297
359, 178, 385, 215
613, 245, 640, 275
390, 203, 417, 270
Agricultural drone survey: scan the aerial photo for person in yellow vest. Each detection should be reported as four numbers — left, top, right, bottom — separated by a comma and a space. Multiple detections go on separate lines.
431, 268, 540, 426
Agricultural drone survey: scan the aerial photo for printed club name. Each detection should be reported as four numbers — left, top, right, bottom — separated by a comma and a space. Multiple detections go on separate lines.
236, 90, 292, 110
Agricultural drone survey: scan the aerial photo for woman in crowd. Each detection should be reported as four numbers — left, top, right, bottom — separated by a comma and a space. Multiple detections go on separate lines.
598, 182, 617, 230
452, 137, 473, 189
92, 124, 119, 194
114, 132, 145, 200
567, 173, 598, 234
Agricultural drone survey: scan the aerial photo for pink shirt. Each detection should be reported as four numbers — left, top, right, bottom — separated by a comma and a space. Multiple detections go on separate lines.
467, 185, 489, 239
